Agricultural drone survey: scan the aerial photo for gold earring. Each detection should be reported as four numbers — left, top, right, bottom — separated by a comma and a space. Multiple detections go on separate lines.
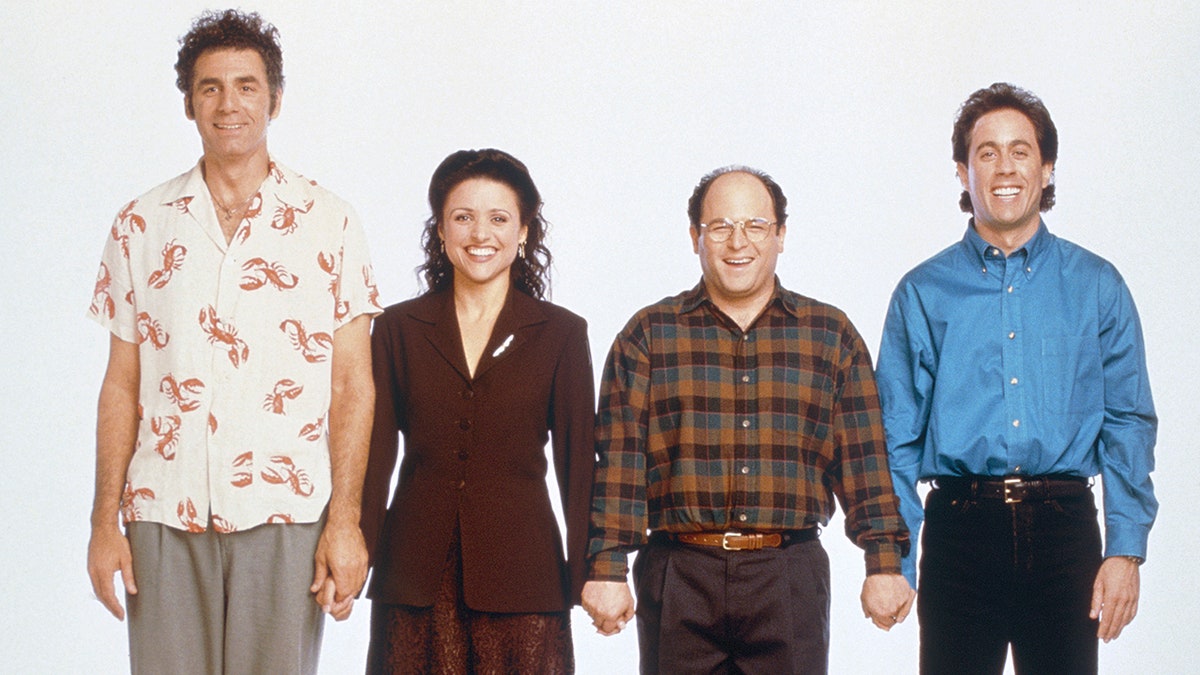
518, 241, 526, 259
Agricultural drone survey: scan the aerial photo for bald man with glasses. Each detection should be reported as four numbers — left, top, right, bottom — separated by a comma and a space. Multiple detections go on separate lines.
582, 166, 914, 674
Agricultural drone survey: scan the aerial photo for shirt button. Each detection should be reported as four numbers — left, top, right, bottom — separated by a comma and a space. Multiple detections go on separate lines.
738, 513, 748, 522
1012, 419, 1021, 428
1010, 377, 1019, 385
742, 334, 750, 341
740, 466, 750, 474
1008, 331, 1016, 339
741, 374, 750, 383
458, 418, 472, 430
741, 419, 750, 428
1007, 285, 1014, 293
1026, 267, 1032, 273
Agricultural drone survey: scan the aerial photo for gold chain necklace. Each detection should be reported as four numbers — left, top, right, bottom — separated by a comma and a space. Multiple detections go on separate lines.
210, 189, 257, 222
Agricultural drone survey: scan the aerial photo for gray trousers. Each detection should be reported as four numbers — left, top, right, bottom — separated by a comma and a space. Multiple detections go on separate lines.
126, 518, 325, 675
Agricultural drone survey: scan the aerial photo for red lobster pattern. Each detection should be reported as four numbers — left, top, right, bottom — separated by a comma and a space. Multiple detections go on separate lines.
120, 482, 155, 524
317, 249, 350, 320
199, 305, 249, 367
91, 263, 115, 319
364, 264, 382, 310
166, 196, 193, 214
261, 455, 314, 497
264, 378, 304, 414
211, 515, 236, 533
270, 198, 314, 235
160, 374, 204, 411
150, 415, 181, 459
137, 312, 170, 350
280, 319, 332, 363
110, 200, 146, 259
232, 192, 264, 246
90, 161, 382, 532
240, 257, 299, 291
147, 239, 187, 289
298, 414, 325, 441
178, 498, 206, 532
232, 451, 254, 487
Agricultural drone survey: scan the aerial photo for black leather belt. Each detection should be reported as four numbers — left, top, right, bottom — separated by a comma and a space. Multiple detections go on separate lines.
934, 475, 1090, 504
654, 528, 818, 550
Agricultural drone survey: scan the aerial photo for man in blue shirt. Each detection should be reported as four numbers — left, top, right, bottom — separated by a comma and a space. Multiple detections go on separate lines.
877, 82, 1157, 674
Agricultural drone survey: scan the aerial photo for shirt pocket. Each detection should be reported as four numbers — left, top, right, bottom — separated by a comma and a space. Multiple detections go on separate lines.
1040, 336, 1103, 414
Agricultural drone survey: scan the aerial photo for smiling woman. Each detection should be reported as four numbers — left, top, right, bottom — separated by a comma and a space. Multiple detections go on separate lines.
360, 149, 596, 673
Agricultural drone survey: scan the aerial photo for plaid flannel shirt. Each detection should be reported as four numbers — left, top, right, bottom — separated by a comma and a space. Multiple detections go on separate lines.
588, 280, 909, 579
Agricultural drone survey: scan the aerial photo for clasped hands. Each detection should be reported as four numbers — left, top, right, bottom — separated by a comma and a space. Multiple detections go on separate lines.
861, 573, 916, 631
581, 580, 635, 636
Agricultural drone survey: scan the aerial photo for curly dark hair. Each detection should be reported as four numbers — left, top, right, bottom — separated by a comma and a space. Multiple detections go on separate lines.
687, 165, 788, 229
952, 82, 1057, 214
175, 9, 284, 116
418, 149, 552, 300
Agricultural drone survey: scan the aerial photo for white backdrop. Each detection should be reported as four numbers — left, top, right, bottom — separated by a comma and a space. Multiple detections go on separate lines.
3, 1, 1198, 673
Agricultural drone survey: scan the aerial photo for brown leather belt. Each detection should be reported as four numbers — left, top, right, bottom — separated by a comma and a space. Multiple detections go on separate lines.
934, 475, 1090, 504
663, 529, 818, 551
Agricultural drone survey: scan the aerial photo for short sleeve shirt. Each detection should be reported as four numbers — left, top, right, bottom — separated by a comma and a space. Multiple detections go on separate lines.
87, 159, 383, 532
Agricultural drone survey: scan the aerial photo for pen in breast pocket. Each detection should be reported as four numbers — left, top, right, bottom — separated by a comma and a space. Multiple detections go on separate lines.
492, 334, 514, 357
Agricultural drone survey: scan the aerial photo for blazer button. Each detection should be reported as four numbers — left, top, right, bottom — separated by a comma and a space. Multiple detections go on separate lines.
458, 418, 472, 430
461, 389, 474, 400
454, 479, 465, 490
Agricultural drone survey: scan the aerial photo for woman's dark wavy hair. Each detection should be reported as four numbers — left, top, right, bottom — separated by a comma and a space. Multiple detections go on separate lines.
418, 149, 552, 299
175, 10, 284, 116
952, 82, 1058, 214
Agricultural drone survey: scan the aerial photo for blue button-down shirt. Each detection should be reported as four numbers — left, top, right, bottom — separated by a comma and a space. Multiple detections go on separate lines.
877, 222, 1157, 585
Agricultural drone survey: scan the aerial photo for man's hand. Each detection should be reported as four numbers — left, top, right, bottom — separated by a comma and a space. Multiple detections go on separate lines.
1091, 556, 1140, 642
310, 519, 368, 621
88, 525, 136, 621
861, 573, 915, 631
581, 580, 635, 636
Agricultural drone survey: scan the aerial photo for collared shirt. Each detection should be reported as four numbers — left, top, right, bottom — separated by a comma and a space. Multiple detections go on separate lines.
877, 222, 1157, 584
88, 159, 382, 533
588, 280, 909, 580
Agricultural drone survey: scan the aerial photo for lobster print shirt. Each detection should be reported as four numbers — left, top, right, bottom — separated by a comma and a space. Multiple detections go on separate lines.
88, 159, 383, 533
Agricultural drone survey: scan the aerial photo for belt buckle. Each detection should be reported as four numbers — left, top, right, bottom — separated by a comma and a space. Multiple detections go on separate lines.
721, 532, 742, 551
1004, 477, 1023, 504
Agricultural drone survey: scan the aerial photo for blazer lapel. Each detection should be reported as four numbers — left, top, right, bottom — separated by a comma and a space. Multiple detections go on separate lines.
410, 291, 472, 382
472, 289, 548, 381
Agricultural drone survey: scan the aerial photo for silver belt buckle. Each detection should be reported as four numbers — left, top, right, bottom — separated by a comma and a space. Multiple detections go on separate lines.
721, 531, 742, 550
1004, 477, 1023, 503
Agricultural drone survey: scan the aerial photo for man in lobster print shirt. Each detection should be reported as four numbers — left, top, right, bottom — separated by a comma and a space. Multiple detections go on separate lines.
85, 10, 381, 673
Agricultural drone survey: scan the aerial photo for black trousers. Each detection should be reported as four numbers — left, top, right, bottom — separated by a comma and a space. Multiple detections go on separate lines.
918, 487, 1103, 675
633, 535, 830, 675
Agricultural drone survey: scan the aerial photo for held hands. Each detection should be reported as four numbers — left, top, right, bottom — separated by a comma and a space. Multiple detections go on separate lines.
581, 580, 635, 636
861, 573, 916, 631
1091, 556, 1140, 642
88, 525, 137, 621
311, 519, 369, 621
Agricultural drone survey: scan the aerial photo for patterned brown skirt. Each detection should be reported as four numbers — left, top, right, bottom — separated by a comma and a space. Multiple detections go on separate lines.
366, 526, 574, 674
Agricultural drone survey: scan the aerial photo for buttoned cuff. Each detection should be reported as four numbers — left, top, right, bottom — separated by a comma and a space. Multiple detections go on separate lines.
863, 540, 905, 577
587, 551, 629, 582
1103, 522, 1151, 563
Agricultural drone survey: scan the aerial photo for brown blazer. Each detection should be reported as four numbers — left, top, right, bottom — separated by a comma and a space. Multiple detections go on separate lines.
361, 287, 596, 612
